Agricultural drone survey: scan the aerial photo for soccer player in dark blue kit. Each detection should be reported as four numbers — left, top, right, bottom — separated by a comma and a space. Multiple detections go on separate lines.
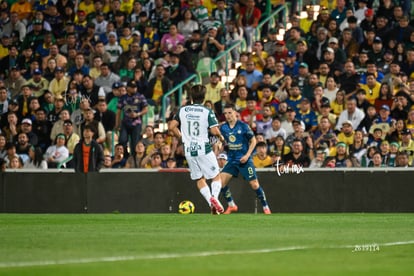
220, 103, 272, 214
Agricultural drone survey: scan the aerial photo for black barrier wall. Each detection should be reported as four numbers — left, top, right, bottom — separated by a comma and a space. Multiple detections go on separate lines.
1, 169, 414, 213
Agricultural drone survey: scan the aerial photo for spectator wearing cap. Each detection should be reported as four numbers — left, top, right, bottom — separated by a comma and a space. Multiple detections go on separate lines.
327, 37, 346, 65
48, 66, 69, 98
21, 18, 47, 51
274, 40, 288, 63
297, 97, 318, 133
116, 79, 148, 156
25, 69, 50, 98
104, 31, 123, 64
399, 128, 414, 165
336, 97, 365, 131
283, 50, 299, 77
337, 120, 355, 147
359, 8, 375, 32
4, 66, 25, 100
141, 21, 160, 58
202, 26, 225, 68
74, 10, 88, 34
334, 142, 353, 168
17, 116, 38, 145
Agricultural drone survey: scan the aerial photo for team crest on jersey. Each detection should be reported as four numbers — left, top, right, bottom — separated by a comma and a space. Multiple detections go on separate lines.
229, 135, 236, 142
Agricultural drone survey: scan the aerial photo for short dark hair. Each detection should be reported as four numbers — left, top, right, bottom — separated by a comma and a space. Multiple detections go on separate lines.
190, 85, 207, 104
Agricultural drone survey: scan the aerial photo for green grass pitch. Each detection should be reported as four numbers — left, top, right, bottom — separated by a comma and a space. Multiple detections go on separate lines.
0, 214, 413, 275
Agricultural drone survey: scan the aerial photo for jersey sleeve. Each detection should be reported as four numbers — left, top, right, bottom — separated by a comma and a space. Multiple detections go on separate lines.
207, 108, 219, 128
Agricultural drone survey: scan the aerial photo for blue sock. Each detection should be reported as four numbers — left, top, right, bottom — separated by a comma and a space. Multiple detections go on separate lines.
255, 186, 268, 207
221, 186, 233, 203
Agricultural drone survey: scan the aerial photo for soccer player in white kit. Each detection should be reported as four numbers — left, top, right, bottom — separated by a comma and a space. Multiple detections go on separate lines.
169, 85, 226, 214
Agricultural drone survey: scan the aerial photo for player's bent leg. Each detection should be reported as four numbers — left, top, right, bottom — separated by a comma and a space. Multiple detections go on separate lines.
220, 172, 238, 214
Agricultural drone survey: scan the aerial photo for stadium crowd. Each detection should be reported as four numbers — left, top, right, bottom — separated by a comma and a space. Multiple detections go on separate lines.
0, 0, 413, 171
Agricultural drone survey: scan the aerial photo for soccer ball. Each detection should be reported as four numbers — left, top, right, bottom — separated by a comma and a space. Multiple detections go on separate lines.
178, 200, 195, 214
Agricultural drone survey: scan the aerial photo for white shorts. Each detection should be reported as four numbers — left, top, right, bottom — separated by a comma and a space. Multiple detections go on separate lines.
186, 151, 220, 180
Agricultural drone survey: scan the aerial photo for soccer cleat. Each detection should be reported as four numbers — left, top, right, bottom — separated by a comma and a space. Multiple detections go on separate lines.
224, 205, 238, 214
263, 206, 272, 215
211, 205, 218, 215
210, 197, 224, 214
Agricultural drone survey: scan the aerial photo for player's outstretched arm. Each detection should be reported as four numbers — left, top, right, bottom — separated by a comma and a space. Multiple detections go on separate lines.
210, 126, 225, 143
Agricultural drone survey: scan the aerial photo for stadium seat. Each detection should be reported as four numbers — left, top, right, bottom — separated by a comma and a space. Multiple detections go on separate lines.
196, 57, 216, 85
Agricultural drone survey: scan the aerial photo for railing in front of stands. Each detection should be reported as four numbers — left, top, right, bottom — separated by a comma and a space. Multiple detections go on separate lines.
161, 74, 198, 126
255, 4, 288, 42
159, 3, 289, 128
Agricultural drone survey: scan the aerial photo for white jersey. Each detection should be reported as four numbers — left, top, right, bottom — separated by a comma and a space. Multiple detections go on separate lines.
175, 104, 219, 157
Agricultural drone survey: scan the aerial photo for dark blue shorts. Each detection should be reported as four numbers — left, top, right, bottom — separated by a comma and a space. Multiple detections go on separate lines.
222, 159, 258, 181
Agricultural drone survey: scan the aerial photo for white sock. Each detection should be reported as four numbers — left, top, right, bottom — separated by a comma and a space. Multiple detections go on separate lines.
228, 200, 236, 207
211, 181, 222, 199
199, 186, 212, 206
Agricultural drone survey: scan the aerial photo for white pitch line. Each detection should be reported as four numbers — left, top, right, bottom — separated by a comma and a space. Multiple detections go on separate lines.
1, 241, 414, 269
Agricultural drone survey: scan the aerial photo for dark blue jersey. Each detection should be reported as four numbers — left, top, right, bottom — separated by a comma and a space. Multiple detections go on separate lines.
220, 120, 255, 164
